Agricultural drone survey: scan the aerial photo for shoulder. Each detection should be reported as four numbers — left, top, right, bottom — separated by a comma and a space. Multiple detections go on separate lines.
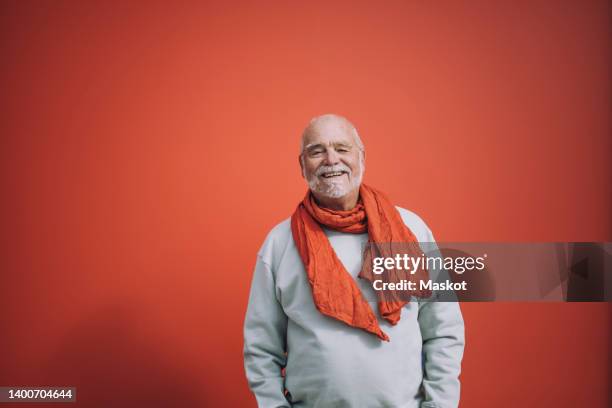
257, 217, 294, 267
395, 206, 435, 242
264, 217, 293, 243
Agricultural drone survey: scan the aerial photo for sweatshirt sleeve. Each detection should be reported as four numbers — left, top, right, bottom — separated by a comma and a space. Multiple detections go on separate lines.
243, 254, 291, 408
417, 228, 465, 408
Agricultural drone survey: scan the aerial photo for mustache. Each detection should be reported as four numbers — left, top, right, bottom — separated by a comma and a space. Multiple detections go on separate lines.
315, 164, 352, 176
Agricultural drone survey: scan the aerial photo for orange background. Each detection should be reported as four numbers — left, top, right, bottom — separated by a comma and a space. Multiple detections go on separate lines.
1, 1, 610, 407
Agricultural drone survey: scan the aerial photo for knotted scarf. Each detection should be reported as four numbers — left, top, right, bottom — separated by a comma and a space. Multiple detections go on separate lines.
290, 184, 430, 341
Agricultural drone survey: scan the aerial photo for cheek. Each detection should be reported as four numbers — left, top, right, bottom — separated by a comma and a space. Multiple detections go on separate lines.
348, 156, 361, 173
303, 161, 319, 177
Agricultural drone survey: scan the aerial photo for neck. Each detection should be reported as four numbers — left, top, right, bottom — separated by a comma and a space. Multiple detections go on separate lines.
312, 188, 360, 211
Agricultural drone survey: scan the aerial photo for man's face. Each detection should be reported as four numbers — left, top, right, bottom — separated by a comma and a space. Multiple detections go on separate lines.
300, 122, 364, 199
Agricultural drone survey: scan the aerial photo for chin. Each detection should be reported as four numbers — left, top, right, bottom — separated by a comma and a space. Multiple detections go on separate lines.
308, 180, 350, 199
317, 183, 355, 199
319, 188, 350, 199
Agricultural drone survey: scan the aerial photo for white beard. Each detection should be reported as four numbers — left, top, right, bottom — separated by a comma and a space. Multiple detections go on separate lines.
306, 157, 364, 198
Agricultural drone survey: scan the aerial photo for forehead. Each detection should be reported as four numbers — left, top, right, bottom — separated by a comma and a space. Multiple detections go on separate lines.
302, 120, 357, 148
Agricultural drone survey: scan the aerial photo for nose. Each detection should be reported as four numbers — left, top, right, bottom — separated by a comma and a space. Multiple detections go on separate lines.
323, 147, 340, 165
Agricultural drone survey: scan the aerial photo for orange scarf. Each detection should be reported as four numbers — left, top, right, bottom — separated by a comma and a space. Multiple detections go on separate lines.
291, 184, 430, 341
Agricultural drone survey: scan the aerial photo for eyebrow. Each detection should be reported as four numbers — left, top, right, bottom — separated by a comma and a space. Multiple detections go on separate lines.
303, 142, 353, 151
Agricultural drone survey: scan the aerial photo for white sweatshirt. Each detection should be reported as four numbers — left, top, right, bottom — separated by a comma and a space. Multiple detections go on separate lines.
243, 207, 464, 408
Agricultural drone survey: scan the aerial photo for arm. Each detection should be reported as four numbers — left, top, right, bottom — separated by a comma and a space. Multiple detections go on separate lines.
418, 231, 465, 408
418, 300, 465, 408
243, 254, 291, 408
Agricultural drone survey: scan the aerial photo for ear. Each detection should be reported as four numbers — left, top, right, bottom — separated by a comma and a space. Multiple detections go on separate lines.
298, 154, 305, 179
359, 149, 366, 168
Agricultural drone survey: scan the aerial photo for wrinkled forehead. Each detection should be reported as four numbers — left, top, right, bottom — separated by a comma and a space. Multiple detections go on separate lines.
301, 121, 358, 151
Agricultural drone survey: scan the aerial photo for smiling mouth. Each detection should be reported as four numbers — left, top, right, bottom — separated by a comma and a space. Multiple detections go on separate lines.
320, 171, 348, 179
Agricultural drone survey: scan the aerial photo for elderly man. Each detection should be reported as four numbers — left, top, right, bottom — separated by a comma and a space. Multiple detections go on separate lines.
243, 114, 464, 408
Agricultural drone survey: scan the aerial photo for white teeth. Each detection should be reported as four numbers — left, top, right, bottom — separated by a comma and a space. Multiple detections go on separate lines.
322, 172, 344, 178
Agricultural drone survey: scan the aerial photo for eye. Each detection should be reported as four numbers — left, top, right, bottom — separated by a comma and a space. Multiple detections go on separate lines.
336, 147, 350, 153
